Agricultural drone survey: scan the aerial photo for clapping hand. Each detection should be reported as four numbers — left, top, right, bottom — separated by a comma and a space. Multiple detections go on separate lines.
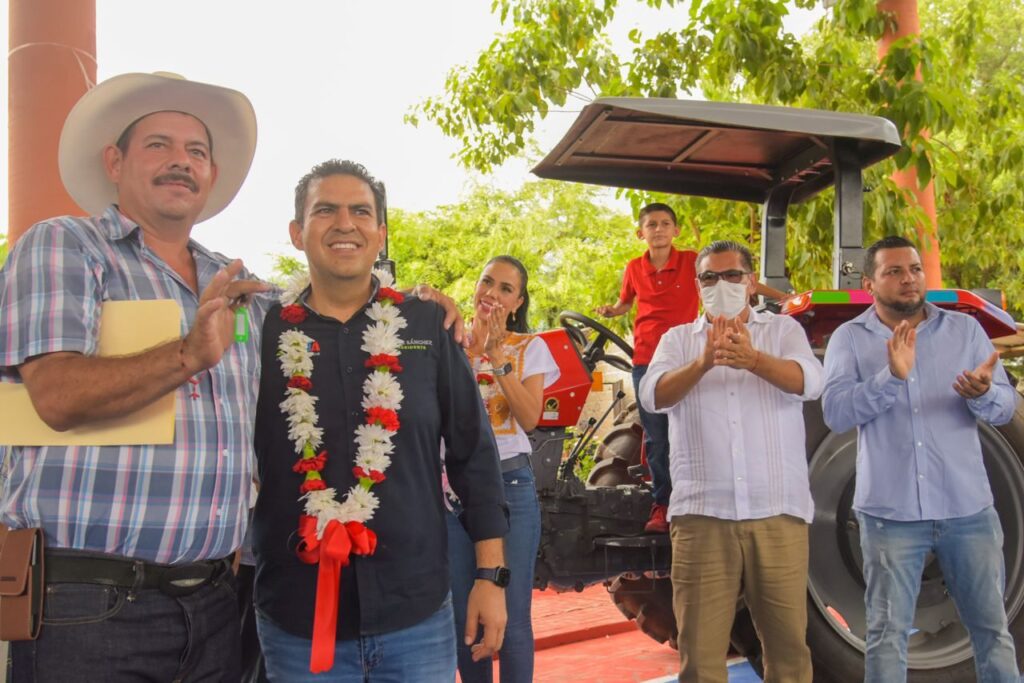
714, 318, 759, 371
482, 304, 509, 359
887, 320, 916, 380
701, 315, 727, 371
954, 351, 999, 399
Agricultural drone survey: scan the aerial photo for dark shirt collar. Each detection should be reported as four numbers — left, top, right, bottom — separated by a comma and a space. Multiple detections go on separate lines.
298, 275, 382, 320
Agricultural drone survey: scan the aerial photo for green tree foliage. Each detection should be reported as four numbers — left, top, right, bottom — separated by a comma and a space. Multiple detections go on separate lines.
388, 180, 691, 335
412, 0, 1024, 316
0, 236, 7, 266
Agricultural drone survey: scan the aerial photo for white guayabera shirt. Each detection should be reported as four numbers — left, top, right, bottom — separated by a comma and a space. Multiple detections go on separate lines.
639, 309, 823, 523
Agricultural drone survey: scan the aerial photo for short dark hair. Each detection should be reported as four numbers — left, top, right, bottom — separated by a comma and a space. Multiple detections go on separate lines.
863, 235, 917, 278
115, 111, 214, 157
696, 240, 754, 272
637, 203, 677, 227
485, 255, 531, 333
293, 159, 386, 225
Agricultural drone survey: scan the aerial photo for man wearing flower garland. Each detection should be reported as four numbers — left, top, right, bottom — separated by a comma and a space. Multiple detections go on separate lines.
251, 159, 509, 680
0, 73, 470, 682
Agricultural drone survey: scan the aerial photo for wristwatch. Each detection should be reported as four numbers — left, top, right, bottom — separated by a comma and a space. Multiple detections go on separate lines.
476, 566, 511, 587
492, 362, 514, 377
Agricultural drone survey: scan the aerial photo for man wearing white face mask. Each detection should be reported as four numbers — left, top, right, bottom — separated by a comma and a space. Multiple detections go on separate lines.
638, 240, 822, 683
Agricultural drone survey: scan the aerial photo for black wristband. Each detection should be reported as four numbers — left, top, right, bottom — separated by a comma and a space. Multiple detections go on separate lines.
475, 566, 511, 587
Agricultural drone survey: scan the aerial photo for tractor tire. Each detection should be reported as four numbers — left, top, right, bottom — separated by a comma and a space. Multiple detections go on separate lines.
612, 399, 643, 426
587, 457, 634, 487
729, 398, 1024, 681
592, 424, 643, 465
608, 575, 678, 649
591, 404, 680, 646
591, 404, 643, 465
588, 401, 644, 487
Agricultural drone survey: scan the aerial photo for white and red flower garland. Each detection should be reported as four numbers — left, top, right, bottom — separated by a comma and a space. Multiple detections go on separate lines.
276, 269, 407, 673
476, 363, 497, 402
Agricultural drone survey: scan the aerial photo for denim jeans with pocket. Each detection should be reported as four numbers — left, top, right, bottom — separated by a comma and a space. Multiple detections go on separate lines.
256, 592, 455, 682
858, 506, 1020, 682
632, 364, 672, 506
10, 567, 240, 682
448, 464, 541, 683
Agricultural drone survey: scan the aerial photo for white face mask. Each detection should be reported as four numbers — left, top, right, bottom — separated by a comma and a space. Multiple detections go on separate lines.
700, 279, 749, 319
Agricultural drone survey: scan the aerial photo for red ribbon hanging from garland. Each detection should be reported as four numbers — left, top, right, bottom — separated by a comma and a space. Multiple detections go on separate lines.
298, 518, 378, 673
278, 288, 399, 673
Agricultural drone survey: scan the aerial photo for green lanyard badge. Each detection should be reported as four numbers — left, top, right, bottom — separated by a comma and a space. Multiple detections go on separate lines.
234, 307, 249, 343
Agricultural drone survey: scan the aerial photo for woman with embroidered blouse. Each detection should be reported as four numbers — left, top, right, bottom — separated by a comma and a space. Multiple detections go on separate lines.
446, 255, 560, 683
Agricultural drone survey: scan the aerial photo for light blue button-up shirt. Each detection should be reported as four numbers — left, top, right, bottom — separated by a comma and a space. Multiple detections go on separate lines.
822, 303, 1018, 521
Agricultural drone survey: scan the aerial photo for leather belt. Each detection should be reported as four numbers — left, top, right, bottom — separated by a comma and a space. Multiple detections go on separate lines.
45, 549, 230, 597
500, 453, 532, 473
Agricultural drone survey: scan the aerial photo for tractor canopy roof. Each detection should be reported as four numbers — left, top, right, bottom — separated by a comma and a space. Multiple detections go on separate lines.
532, 97, 901, 204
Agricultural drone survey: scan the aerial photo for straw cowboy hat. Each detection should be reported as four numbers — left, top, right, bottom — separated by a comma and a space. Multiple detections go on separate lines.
58, 71, 257, 223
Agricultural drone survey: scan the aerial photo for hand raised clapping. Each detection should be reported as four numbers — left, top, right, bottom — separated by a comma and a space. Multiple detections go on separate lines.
954, 351, 999, 399
482, 304, 510, 359
886, 320, 916, 380
702, 316, 760, 372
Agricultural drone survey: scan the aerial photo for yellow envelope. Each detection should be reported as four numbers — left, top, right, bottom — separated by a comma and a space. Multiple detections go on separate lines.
0, 300, 181, 446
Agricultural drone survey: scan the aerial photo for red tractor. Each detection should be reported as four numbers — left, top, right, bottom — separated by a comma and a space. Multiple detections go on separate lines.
525, 98, 1024, 681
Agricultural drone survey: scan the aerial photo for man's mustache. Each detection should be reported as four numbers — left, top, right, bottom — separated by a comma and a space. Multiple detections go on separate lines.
154, 173, 198, 193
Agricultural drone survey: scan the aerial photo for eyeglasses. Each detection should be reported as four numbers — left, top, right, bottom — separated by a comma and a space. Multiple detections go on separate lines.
697, 269, 751, 286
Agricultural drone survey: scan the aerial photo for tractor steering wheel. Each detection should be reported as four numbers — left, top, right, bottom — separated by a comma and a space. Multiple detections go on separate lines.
558, 311, 634, 373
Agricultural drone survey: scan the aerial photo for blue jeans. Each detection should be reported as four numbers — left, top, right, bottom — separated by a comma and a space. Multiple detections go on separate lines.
447, 464, 541, 683
858, 506, 1020, 682
10, 565, 239, 682
256, 593, 456, 682
632, 364, 672, 506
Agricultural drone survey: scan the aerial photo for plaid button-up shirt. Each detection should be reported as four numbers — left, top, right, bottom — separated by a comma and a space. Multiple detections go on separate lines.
0, 206, 273, 564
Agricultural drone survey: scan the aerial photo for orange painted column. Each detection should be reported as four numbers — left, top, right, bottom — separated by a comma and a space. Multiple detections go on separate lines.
877, 0, 943, 287
8, 0, 96, 245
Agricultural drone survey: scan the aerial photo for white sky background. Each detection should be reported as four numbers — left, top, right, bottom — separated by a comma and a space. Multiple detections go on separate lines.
2, 1, 821, 277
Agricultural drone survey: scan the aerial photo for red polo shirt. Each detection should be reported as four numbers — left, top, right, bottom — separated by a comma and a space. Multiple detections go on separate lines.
620, 247, 699, 365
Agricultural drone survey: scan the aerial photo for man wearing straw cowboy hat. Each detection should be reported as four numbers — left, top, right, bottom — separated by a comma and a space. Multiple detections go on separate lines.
0, 71, 270, 680
1, 70, 469, 681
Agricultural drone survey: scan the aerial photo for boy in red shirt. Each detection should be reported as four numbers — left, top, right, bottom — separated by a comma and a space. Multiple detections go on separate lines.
597, 204, 785, 532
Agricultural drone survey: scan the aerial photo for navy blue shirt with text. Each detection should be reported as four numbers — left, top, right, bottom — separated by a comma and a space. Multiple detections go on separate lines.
253, 286, 508, 639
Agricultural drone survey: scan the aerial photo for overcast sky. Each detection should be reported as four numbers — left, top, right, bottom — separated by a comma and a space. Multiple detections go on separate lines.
2, 1, 820, 276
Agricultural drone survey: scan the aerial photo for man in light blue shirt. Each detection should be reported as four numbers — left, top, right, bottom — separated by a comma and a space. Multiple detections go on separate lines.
823, 235, 1020, 682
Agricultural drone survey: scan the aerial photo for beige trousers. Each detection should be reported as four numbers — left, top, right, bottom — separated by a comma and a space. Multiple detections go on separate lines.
670, 514, 812, 683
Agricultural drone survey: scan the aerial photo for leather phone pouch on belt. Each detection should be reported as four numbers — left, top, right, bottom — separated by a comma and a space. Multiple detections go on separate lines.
0, 524, 44, 640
